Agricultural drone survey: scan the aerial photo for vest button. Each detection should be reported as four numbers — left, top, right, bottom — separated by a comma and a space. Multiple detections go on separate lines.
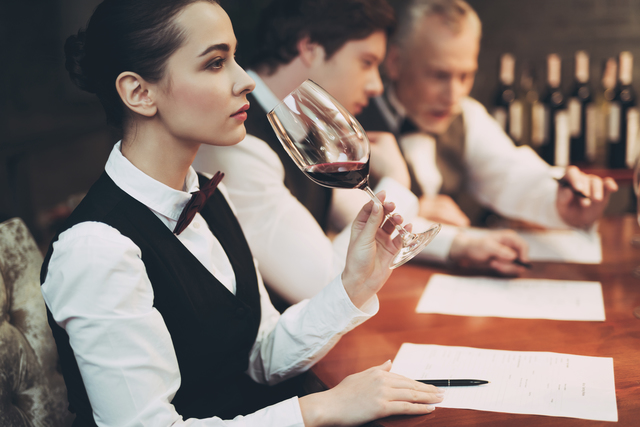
236, 307, 245, 317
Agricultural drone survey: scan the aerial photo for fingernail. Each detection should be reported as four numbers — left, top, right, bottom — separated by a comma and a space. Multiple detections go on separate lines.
373, 203, 380, 213
426, 405, 435, 411
437, 388, 445, 393
436, 392, 445, 398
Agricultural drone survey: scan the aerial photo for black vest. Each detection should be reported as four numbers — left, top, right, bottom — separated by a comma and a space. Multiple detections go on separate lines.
41, 172, 263, 425
245, 93, 333, 230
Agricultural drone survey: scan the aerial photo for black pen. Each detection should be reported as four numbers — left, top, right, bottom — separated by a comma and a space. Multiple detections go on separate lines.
417, 379, 489, 387
554, 177, 589, 199
512, 258, 532, 269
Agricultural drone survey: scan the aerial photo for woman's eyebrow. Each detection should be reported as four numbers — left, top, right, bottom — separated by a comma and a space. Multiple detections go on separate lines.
198, 43, 230, 57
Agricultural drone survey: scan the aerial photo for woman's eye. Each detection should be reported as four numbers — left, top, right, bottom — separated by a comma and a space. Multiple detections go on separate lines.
207, 58, 226, 70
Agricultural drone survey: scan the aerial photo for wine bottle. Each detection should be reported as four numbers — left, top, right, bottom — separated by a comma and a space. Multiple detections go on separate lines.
517, 62, 536, 147
594, 58, 618, 166
568, 51, 595, 164
540, 54, 570, 166
608, 51, 639, 168
509, 70, 525, 145
491, 53, 518, 140
530, 66, 546, 150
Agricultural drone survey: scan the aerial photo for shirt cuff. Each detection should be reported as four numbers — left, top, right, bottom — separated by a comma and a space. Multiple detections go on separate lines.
412, 219, 459, 262
373, 177, 419, 220
234, 396, 305, 427
304, 274, 379, 334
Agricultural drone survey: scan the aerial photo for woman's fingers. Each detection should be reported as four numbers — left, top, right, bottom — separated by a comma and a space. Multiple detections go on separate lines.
382, 401, 437, 415
364, 371, 444, 419
381, 212, 401, 234
304, 362, 446, 426
383, 372, 443, 396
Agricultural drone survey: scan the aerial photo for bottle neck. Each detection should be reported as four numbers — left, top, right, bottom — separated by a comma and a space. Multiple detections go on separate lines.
499, 53, 515, 86
547, 54, 562, 88
575, 51, 589, 84
619, 52, 633, 86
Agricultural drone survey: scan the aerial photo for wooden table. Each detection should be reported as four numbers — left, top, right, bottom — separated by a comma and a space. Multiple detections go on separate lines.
309, 215, 640, 426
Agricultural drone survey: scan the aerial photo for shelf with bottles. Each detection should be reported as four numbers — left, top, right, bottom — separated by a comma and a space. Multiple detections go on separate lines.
490, 51, 639, 171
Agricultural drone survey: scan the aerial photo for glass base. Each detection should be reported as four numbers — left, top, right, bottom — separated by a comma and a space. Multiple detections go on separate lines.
391, 223, 442, 269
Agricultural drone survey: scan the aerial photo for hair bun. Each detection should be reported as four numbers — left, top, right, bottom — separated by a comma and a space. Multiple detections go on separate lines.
64, 30, 97, 93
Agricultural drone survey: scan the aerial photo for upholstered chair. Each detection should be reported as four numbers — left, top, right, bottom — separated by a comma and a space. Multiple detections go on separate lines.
0, 218, 74, 426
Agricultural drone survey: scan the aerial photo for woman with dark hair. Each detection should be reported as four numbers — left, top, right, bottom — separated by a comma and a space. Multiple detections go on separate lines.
41, 0, 444, 425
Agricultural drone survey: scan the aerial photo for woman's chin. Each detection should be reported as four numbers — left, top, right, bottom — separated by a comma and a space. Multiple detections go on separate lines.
203, 128, 247, 147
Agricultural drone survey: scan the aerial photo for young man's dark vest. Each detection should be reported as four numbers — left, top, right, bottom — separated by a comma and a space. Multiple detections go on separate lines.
40, 172, 265, 425
245, 92, 333, 230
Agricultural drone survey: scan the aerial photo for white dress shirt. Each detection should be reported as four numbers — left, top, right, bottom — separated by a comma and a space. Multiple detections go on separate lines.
193, 71, 420, 302
42, 142, 378, 427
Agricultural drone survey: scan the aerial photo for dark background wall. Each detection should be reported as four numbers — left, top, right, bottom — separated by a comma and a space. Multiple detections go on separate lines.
466, 0, 640, 108
2, 0, 640, 245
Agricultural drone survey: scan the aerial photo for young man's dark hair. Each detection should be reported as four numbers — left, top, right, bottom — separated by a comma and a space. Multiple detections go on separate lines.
248, 0, 396, 74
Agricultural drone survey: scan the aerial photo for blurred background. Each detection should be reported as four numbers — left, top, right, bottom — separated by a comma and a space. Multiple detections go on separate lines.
3, 0, 640, 248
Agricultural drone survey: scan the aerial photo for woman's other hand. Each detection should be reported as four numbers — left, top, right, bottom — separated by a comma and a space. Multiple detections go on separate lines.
299, 360, 443, 427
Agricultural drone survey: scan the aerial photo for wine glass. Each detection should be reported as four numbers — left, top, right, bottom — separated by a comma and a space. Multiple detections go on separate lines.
267, 80, 441, 269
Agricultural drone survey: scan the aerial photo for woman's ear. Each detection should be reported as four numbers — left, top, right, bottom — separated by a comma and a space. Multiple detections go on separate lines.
297, 37, 325, 68
115, 71, 158, 118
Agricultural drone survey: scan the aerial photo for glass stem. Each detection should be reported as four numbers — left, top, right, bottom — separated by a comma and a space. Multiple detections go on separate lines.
361, 185, 411, 239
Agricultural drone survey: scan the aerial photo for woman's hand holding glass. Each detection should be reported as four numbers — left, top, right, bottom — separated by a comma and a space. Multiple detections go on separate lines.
341, 191, 403, 308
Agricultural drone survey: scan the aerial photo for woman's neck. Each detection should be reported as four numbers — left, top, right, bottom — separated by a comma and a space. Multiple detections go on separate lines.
121, 122, 199, 191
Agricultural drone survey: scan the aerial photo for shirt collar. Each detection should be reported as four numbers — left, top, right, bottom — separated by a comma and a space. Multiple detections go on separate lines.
105, 141, 199, 221
371, 84, 407, 134
247, 70, 282, 113
385, 84, 407, 119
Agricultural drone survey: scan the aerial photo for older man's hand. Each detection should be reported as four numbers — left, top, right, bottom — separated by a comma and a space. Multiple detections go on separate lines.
556, 166, 618, 229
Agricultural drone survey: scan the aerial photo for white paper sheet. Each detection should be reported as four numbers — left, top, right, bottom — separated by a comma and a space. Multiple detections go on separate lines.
518, 229, 602, 264
464, 227, 602, 264
416, 274, 605, 321
391, 344, 618, 422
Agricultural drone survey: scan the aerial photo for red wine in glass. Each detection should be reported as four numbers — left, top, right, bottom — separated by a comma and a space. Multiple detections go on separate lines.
304, 161, 370, 189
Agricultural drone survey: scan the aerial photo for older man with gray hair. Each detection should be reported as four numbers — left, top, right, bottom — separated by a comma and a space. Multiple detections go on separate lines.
358, 0, 618, 259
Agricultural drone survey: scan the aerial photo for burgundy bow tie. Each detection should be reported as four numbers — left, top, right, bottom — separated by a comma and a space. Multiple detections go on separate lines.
173, 171, 224, 235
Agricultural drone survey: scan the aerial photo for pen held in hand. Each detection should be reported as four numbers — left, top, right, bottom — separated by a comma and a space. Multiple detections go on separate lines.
512, 258, 532, 269
555, 177, 589, 199
417, 379, 489, 387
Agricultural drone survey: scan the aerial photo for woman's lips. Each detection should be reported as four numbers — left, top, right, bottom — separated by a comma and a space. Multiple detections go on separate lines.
429, 110, 450, 119
231, 103, 250, 120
